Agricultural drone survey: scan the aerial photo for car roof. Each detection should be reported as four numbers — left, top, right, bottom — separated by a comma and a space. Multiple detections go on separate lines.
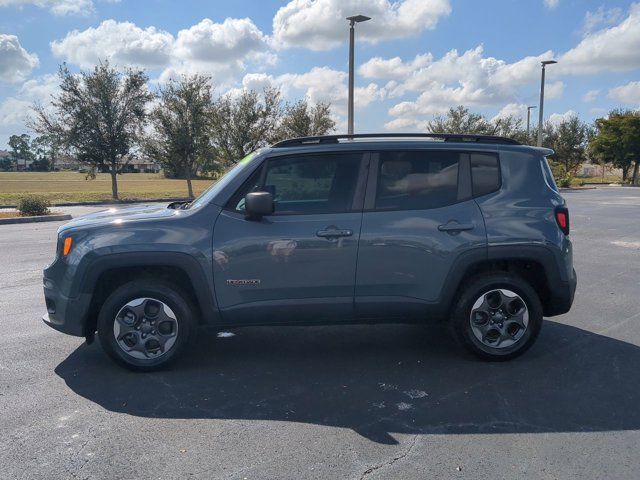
265, 134, 550, 156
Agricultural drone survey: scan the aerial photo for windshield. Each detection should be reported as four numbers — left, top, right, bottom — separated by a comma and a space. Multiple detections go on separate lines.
188, 151, 259, 209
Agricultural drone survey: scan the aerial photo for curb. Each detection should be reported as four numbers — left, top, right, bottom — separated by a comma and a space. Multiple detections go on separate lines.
0, 197, 189, 209
0, 214, 72, 225
559, 186, 598, 191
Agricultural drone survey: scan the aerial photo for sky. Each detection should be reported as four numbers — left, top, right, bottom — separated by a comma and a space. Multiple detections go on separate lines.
0, 0, 639, 148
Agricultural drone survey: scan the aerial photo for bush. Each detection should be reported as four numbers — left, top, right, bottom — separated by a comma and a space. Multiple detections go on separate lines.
558, 174, 573, 188
17, 195, 51, 216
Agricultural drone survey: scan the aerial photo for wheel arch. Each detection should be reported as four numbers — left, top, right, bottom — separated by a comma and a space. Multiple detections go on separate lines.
441, 245, 565, 318
80, 252, 219, 337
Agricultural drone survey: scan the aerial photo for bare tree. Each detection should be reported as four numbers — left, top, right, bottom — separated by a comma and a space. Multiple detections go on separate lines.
31, 61, 153, 199
145, 75, 214, 198
210, 87, 282, 166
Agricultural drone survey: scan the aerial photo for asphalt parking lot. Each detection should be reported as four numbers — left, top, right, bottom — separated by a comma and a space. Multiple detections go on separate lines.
1, 187, 639, 480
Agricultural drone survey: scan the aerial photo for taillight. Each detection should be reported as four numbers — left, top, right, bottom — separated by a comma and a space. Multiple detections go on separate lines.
555, 207, 569, 235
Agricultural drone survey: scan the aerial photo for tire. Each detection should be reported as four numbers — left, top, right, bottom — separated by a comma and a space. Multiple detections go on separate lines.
97, 280, 196, 371
450, 273, 543, 361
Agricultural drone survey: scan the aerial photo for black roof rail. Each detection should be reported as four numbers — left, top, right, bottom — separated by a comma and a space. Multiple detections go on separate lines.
272, 133, 521, 148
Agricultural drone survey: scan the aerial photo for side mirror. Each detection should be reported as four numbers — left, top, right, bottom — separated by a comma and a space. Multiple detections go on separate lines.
245, 191, 274, 220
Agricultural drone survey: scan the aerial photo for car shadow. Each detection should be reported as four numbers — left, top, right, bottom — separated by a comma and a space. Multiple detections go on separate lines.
55, 321, 640, 444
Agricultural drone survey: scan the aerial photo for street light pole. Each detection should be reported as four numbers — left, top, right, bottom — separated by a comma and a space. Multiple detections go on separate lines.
537, 60, 557, 146
346, 15, 371, 135
526, 105, 537, 136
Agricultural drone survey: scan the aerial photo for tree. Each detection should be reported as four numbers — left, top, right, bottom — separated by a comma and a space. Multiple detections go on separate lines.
28, 134, 59, 171
544, 115, 591, 179
274, 99, 335, 141
31, 62, 153, 199
8, 134, 33, 169
426, 106, 528, 142
427, 106, 493, 135
589, 110, 640, 184
146, 75, 214, 198
210, 87, 281, 166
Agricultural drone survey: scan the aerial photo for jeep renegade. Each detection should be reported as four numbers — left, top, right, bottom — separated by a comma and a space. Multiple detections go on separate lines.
43, 133, 577, 370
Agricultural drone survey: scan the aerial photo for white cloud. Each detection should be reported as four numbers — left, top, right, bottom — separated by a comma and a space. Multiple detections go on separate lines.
272, 0, 451, 51
548, 110, 577, 126
248, 66, 385, 114
373, 45, 554, 123
0, 34, 39, 83
162, 18, 272, 84
51, 20, 174, 69
545, 80, 564, 99
359, 54, 432, 80
0, 74, 59, 145
583, 6, 623, 35
583, 89, 600, 103
492, 103, 527, 122
0, 0, 94, 15
559, 3, 640, 74
50, 18, 273, 85
544, 0, 559, 9
173, 18, 268, 63
608, 81, 640, 105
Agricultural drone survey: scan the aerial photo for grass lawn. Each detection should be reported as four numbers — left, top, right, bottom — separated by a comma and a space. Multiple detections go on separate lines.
0, 171, 216, 205
570, 175, 623, 187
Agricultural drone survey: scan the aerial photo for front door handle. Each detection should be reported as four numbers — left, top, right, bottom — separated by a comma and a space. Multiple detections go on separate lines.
316, 228, 353, 238
438, 222, 474, 233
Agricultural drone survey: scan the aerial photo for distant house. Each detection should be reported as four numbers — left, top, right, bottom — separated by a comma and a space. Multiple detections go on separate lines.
124, 157, 161, 173
577, 162, 623, 178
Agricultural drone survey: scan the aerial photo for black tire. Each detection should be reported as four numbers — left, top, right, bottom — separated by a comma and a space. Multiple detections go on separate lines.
97, 280, 196, 371
450, 273, 543, 361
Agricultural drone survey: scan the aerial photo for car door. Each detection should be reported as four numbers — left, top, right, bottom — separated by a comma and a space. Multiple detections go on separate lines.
212, 151, 368, 325
355, 149, 488, 321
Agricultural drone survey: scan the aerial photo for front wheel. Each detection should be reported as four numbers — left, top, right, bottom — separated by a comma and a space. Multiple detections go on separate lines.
450, 273, 543, 361
97, 280, 195, 371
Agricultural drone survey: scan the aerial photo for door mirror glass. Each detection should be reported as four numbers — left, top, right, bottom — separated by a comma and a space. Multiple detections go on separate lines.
245, 191, 274, 220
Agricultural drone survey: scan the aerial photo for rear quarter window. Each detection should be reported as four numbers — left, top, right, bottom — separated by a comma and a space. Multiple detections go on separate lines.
541, 156, 560, 192
470, 153, 500, 197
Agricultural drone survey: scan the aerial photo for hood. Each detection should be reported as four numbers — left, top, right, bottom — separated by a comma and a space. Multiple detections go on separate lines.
58, 202, 182, 233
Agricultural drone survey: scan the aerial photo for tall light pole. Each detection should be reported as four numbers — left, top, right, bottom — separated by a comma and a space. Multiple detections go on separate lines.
526, 105, 537, 136
537, 60, 557, 146
346, 14, 371, 135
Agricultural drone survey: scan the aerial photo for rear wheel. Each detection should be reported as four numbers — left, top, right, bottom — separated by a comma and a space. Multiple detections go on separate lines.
450, 273, 543, 361
97, 280, 195, 371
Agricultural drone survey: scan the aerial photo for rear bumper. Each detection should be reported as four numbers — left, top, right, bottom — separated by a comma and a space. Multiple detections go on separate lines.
42, 278, 91, 337
544, 267, 577, 317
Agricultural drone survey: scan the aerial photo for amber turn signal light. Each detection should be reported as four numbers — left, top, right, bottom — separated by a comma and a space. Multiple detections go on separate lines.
62, 237, 73, 256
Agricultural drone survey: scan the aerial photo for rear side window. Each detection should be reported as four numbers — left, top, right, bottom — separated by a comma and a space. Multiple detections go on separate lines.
375, 151, 459, 210
470, 153, 500, 197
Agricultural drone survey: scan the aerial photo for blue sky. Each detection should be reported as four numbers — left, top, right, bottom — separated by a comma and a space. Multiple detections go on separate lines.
0, 0, 639, 148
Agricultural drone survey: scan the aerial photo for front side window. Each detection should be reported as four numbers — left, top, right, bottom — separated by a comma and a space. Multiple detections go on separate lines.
375, 151, 459, 210
230, 153, 362, 215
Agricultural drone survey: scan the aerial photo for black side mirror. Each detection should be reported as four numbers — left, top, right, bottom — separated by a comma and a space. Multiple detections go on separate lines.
245, 191, 274, 220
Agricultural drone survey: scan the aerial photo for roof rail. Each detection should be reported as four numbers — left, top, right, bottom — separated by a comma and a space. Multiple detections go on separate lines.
272, 133, 521, 148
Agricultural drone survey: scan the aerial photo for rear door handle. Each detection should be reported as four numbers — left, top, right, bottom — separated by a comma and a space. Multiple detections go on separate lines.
316, 228, 353, 238
438, 222, 474, 232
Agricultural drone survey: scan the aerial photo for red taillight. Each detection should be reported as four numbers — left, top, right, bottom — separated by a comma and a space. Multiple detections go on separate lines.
555, 207, 569, 235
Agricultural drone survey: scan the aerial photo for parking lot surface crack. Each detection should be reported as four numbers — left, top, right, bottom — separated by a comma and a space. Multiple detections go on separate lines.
358, 434, 420, 479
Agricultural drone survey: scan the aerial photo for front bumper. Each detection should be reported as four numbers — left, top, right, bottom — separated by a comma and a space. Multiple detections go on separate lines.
42, 278, 91, 337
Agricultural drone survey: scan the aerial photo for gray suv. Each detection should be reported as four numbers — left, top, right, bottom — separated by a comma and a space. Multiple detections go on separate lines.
43, 133, 576, 370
